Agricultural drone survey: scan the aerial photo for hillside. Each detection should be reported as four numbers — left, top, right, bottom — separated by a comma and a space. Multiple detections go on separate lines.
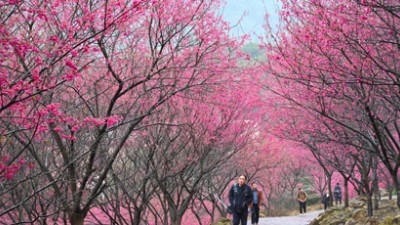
310, 196, 400, 225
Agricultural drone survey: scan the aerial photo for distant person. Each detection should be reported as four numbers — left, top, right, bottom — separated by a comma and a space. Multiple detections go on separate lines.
250, 182, 263, 225
296, 187, 307, 214
229, 175, 253, 225
334, 183, 342, 205
321, 190, 331, 210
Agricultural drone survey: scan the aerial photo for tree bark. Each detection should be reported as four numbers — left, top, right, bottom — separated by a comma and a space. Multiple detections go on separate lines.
367, 195, 373, 217
372, 156, 379, 210
170, 210, 182, 225
393, 175, 400, 208
69, 211, 86, 225
133, 209, 142, 225
326, 171, 333, 206
344, 179, 349, 208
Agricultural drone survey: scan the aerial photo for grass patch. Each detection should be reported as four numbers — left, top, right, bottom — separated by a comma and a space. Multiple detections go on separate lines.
380, 216, 395, 225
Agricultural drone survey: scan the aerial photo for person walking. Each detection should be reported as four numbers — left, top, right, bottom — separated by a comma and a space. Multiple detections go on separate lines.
229, 175, 253, 225
334, 183, 342, 205
250, 182, 263, 225
296, 187, 307, 214
321, 190, 331, 210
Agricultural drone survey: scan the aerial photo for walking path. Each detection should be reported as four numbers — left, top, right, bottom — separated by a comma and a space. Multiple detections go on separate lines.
256, 210, 324, 225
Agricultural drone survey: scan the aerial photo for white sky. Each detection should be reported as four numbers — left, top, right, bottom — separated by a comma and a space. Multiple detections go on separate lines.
221, 0, 280, 42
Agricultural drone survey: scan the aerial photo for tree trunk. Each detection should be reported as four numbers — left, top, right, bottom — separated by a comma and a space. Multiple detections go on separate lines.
387, 181, 393, 200
344, 179, 349, 208
367, 194, 373, 217
170, 214, 182, 225
372, 156, 379, 210
373, 186, 379, 210
170, 208, 183, 225
133, 208, 142, 225
69, 211, 86, 225
393, 175, 400, 208
326, 171, 333, 206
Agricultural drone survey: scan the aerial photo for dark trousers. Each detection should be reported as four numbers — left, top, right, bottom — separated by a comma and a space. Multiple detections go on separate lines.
335, 196, 342, 205
251, 204, 260, 224
323, 202, 329, 210
232, 210, 248, 225
299, 201, 306, 213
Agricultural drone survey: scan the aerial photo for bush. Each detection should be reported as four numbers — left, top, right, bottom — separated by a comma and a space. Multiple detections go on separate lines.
380, 215, 395, 225
307, 195, 322, 205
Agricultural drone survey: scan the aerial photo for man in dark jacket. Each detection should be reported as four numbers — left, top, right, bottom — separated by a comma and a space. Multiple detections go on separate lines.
334, 183, 342, 205
229, 175, 253, 225
321, 190, 331, 210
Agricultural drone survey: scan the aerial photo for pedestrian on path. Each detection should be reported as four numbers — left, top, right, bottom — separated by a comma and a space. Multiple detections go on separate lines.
229, 175, 253, 225
296, 187, 307, 214
250, 182, 263, 225
321, 190, 331, 210
334, 183, 342, 205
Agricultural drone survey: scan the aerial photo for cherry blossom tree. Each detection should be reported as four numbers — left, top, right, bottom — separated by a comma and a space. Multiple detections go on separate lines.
1, 0, 262, 224
261, 0, 400, 211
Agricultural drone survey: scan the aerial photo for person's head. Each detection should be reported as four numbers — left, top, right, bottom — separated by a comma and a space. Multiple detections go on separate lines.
326, 190, 329, 194
298, 187, 302, 191
251, 182, 257, 190
336, 182, 340, 186
238, 175, 247, 186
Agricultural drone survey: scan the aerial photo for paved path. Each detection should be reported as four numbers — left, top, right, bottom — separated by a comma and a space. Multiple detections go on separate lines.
256, 210, 324, 225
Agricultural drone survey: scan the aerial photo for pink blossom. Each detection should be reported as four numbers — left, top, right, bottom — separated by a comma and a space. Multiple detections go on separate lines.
65, 58, 77, 71
61, 134, 77, 141
71, 126, 80, 132
53, 127, 63, 132
10, 164, 20, 171
4, 172, 15, 180
2, 155, 9, 163
62, 73, 77, 81
106, 115, 121, 127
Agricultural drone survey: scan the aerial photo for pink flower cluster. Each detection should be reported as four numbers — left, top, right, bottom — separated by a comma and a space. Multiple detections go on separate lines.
83, 115, 122, 127
0, 156, 32, 181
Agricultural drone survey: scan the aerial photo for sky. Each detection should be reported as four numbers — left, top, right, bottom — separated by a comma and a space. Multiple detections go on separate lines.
221, 0, 280, 42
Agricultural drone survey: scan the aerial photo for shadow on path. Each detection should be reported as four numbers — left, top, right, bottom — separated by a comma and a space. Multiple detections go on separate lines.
256, 210, 324, 225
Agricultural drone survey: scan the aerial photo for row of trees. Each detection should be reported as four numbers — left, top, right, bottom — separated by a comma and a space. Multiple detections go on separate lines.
3, 0, 397, 223
0, 0, 280, 224
261, 0, 400, 217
